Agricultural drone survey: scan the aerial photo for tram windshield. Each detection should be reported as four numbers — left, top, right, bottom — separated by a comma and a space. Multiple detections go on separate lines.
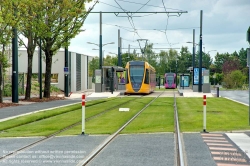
167, 76, 173, 80
129, 66, 144, 84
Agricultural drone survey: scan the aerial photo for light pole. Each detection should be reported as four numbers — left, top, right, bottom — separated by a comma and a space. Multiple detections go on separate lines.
186, 42, 199, 67
109, 52, 117, 54
93, 49, 105, 66
187, 41, 199, 88
87, 42, 115, 48
87, 42, 114, 92
199, 10, 203, 93
207, 50, 217, 55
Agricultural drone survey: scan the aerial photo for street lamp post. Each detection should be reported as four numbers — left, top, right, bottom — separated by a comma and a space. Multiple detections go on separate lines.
187, 40, 199, 89
199, 10, 203, 93
87, 42, 114, 92
87, 42, 115, 47
207, 50, 217, 55
186, 42, 199, 67
93, 49, 105, 66
88, 41, 115, 65
109, 52, 117, 56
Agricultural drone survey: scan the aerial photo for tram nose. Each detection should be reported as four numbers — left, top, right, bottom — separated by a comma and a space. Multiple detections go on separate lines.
132, 83, 139, 88
132, 82, 141, 92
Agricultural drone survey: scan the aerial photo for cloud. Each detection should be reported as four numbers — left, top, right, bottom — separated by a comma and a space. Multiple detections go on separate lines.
70, 0, 250, 59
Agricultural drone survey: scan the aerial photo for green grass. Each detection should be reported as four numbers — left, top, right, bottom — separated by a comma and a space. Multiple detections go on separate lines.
0, 97, 135, 137
60, 98, 153, 135
1, 96, 250, 137
0, 104, 81, 131
121, 98, 174, 133
177, 97, 250, 132
0, 98, 116, 132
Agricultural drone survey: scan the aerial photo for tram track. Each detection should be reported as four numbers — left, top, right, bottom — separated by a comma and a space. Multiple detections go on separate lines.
0, 98, 118, 132
174, 90, 185, 166
0, 96, 143, 161
0, 91, 184, 166
76, 91, 165, 166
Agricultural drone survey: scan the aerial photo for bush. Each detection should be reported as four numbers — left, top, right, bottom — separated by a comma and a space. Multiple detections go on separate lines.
50, 85, 60, 92
223, 70, 246, 89
3, 84, 12, 97
3, 84, 24, 96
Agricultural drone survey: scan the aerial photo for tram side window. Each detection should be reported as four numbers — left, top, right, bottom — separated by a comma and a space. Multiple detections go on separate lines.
125, 69, 129, 84
144, 69, 149, 84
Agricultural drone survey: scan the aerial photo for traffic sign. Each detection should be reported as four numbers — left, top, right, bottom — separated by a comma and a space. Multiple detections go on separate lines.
64, 67, 69, 74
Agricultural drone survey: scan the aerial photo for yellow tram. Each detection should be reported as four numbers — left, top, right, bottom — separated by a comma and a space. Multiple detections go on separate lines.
125, 61, 156, 94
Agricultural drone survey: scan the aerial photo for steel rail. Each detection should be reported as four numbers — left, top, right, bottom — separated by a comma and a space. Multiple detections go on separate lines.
0, 97, 141, 161
76, 91, 165, 166
174, 91, 185, 166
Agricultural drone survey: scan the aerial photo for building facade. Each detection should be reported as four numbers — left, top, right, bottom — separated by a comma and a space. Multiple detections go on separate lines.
6, 49, 92, 93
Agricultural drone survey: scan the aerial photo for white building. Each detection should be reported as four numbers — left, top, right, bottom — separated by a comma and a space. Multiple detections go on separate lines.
6, 49, 93, 93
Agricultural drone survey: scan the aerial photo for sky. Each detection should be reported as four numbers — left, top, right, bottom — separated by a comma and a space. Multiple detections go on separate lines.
69, 0, 250, 60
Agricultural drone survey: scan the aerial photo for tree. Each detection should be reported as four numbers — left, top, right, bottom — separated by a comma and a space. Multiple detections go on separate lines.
88, 56, 99, 83
214, 52, 231, 73
0, 1, 21, 103
202, 52, 212, 69
88, 56, 99, 77
238, 48, 247, 69
144, 43, 156, 66
157, 51, 168, 75
18, 0, 45, 100
178, 46, 192, 74
168, 49, 178, 73
103, 55, 113, 66
37, 0, 96, 98
222, 59, 240, 74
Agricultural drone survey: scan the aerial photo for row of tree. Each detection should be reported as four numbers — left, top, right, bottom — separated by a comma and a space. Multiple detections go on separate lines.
89, 44, 249, 88
0, 0, 96, 102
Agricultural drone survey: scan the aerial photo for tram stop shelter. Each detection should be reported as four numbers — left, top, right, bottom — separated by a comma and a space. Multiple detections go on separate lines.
179, 73, 190, 88
95, 66, 125, 92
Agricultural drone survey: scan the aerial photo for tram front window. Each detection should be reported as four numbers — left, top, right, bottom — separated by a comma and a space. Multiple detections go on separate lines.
129, 66, 144, 89
167, 76, 173, 80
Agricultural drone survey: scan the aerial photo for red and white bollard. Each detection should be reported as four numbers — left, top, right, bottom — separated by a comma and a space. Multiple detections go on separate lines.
203, 95, 207, 133
82, 94, 85, 135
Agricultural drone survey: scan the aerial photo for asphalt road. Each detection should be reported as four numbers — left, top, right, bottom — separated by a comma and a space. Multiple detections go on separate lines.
0, 97, 105, 121
211, 89, 249, 105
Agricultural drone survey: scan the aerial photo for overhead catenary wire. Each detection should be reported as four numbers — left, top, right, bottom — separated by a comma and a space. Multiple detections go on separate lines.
103, 23, 199, 31
114, 0, 144, 40
90, 1, 188, 54
134, 0, 151, 13
162, 0, 171, 47
98, 1, 130, 11
115, 0, 187, 12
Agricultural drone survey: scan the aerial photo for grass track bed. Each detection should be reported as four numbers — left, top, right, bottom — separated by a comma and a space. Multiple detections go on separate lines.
0, 98, 116, 132
177, 97, 250, 132
0, 97, 129, 137
60, 97, 153, 135
121, 97, 174, 133
1, 96, 250, 137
